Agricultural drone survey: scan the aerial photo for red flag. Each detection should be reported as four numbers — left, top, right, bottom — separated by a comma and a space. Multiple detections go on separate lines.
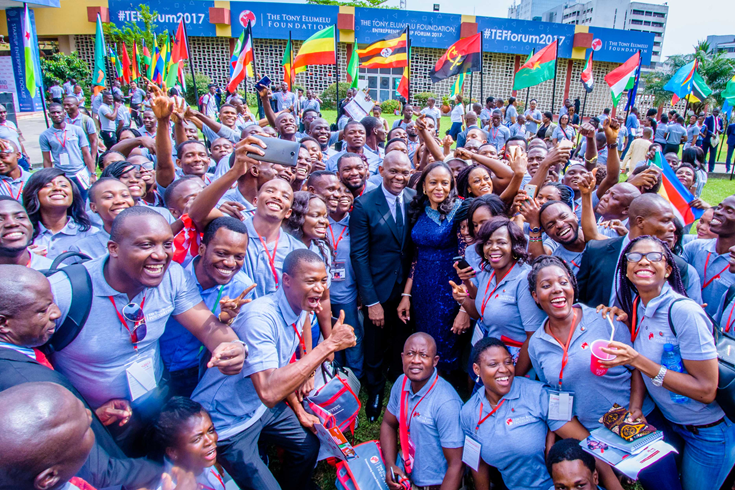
120, 43, 131, 84
131, 42, 139, 80
170, 20, 189, 64
397, 65, 409, 100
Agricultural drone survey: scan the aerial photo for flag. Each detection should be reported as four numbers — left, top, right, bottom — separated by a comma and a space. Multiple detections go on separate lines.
109, 46, 123, 82
429, 33, 481, 84
605, 51, 640, 107
450, 73, 465, 97
170, 20, 189, 64
293, 25, 336, 74
358, 28, 408, 69
22, 5, 41, 97
684, 70, 712, 103
231, 30, 245, 77
228, 22, 255, 93
150, 37, 162, 84
141, 41, 152, 78
512, 40, 557, 91
664, 60, 697, 105
397, 66, 409, 99
581, 51, 594, 93
282, 38, 295, 90
347, 43, 359, 89
650, 151, 703, 226
624, 52, 642, 112
162, 34, 171, 83
723, 73, 735, 106
120, 43, 131, 84
131, 42, 139, 80
92, 14, 107, 95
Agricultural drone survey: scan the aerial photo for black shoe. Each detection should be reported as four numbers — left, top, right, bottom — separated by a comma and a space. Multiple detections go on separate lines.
365, 391, 383, 423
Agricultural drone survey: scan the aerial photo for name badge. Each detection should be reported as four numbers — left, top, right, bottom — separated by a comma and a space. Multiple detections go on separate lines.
548, 390, 574, 421
471, 323, 484, 346
462, 435, 482, 471
331, 261, 346, 282
75, 168, 91, 190
59, 152, 70, 167
126, 358, 157, 401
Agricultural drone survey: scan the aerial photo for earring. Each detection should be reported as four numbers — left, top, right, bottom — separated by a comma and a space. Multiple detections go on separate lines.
475, 375, 480, 383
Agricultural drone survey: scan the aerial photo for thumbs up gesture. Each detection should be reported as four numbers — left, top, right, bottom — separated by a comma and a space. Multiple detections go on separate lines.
327, 310, 356, 352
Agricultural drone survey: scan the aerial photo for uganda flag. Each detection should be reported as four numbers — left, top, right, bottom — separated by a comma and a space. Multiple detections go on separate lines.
512, 40, 557, 91
429, 33, 481, 84
358, 28, 408, 69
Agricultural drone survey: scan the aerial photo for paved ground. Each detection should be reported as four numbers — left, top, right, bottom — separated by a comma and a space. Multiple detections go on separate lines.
17, 112, 49, 169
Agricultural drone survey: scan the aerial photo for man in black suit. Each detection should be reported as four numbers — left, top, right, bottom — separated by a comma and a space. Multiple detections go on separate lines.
0, 265, 161, 488
350, 151, 415, 422
577, 193, 695, 308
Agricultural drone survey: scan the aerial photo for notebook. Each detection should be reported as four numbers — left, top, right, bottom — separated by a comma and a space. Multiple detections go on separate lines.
589, 426, 664, 455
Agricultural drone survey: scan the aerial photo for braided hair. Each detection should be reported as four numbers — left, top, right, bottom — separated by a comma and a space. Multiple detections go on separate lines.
527, 255, 578, 308
615, 235, 687, 318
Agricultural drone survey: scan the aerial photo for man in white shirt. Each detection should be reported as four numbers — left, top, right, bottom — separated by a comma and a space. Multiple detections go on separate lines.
201, 84, 219, 118
420, 97, 442, 134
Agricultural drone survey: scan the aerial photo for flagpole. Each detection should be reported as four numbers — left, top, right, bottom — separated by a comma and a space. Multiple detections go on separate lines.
480, 36, 484, 105
470, 72, 474, 107
625, 50, 641, 123
406, 25, 411, 103
24, 3, 49, 127
180, 20, 200, 108
248, 21, 258, 113
551, 41, 558, 115
333, 25, 339, 109
581, 91, 588, 124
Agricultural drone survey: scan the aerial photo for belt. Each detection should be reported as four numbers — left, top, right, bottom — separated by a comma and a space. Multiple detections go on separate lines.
682, 417, 724, 435
412, 485, 441, 490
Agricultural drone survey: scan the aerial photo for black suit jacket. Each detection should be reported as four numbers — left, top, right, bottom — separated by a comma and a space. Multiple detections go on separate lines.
350, 186, 416, 305
577, 236, 690, 307
0, 348, 162, 489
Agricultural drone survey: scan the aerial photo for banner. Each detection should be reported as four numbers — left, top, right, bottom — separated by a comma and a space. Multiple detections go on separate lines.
108, 0, 215, 37
586, 27, 654, 65
355, 9, 461, 49
231, 4, 339, 40
6, 8, 43, 112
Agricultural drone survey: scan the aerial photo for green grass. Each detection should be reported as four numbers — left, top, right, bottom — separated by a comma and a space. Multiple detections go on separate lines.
701, 176, 735, 208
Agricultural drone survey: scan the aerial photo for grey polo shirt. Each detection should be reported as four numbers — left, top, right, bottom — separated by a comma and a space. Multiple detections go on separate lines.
528, 304, 655, 430
460, 377, 566, 490
69, 228, 110, 259
327, 214, 358, 305
486, 125, 511, 152
666, 124, 686, 144
632, 283, 722, 425
542, 239, 585, 275
216, 187, 256, 220
66, 114, 97, 142
242, 217, 306, 299
38, 125, 89, 175
47, 255, 202, 408
192, 287, 307, 440
524, 109, 542, 134
32, 218, 99, 261
473, 262, 547, 345
385, 369, 463, 486
98, 104, 117, 132
0, 168, 30, 201
683, 238, 733, 317
325, 149, 381, 176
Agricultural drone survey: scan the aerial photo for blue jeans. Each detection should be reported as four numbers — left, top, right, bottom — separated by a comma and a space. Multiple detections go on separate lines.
662, 416, 735, 490
331, 299, 363, 379
449, 122, 463, 141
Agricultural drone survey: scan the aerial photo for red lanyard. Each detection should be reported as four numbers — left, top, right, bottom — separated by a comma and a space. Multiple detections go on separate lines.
399, 374, 438, 474
291, 321, 306, 356
109, 295, 146, 350
25, 253, 31, 268
200, 468, 226, 490
476, 398, 506, 431
54, 129, 67, 149
703, 252, 729, 290
490, 127, 500, 140
630, 296, 644, 342
547, 309, 578, 388
480, 262, 516, 317
400, 375, 438, 434
328, 224, 347, 251
2, 179, 23, 200
258, 232, 279, 287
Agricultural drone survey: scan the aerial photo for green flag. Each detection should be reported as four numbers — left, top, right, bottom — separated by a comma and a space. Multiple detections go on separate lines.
450, 72, 465, 98
92, 14, 107, 94
22, 5, 40, 97
347, 43, 359, 89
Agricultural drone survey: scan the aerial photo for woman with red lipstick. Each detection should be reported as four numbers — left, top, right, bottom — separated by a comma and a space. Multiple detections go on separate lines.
151, 397, 241, 489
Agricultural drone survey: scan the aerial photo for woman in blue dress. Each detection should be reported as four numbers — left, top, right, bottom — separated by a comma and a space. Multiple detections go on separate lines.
398, 161, 463, 372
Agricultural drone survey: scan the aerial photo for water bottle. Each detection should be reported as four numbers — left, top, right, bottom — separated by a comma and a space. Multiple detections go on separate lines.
661, 343, 689, 404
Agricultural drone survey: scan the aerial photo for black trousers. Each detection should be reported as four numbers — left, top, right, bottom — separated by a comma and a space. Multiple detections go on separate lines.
664, 143, 680, 156
100, 130, 118, 150
362, 285, 414, 396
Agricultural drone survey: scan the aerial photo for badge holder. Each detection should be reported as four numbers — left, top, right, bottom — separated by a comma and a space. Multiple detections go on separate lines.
548, 390, 575, 421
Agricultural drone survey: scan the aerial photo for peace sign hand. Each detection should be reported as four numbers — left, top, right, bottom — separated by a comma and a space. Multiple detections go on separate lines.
218, 284, 256, 324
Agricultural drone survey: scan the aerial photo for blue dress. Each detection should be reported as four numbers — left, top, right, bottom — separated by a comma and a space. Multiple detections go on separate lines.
411, 201, 462, 370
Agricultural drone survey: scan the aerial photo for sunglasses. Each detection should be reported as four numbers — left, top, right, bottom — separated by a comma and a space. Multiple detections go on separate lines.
122, 302, 147, 344
626, 251, 664, 263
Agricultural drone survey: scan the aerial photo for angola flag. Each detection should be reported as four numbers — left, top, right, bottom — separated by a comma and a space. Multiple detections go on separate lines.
581, 51, 593, 93
512, 40, 557, 91
429, 33, 481, 84
358, 28, 407, 69
293, 26, 336, 74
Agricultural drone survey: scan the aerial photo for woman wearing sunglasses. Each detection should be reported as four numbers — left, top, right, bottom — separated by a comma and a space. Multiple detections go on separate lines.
600, 236, 735, 490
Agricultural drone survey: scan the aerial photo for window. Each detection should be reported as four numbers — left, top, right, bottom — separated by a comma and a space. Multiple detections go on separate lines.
654, 41, 661, 46
643, 20, 651, 25
631, 19, 643, 24
652, 22, 663, 27
654, 12, 666, 17
645, 11, 653, 16
632, 9, 644, 14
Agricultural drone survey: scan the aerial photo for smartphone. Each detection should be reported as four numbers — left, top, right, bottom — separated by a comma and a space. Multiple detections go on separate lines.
524, 183, 538, 199
254, 76, 271, 92
246, 135, 300, 167
390, 467, 397, 483
453, 255, 471, 270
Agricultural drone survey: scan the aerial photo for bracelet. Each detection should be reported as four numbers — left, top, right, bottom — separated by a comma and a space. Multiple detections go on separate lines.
401, 293, 412, 297
309, 371, 315, 378
584, 156, 598, 164
529, 236, 543, 242
529, 226, 542, 234
459, 307, 467, 313
607, 143, 619, 149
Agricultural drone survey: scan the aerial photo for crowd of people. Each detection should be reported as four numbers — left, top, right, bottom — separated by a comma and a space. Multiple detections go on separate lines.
0, 75, 734, 490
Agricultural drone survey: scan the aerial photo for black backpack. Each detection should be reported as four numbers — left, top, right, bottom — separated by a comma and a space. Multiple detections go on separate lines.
40, 251, 93, 353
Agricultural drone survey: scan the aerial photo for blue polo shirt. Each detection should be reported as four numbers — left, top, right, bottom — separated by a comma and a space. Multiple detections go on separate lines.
528, 304, 655, 430
632, 283, 722, 426
326, 149, 381, 176
47, 255, 202, 409
524, 109, 542, 134
216, 187, 256, 219
38, 125, 89, 175
385, 369, 463, 487
192, 287, 308, 440
0, 168, 30, 201
32, 217, 99, 261
460, 377, 566, 490
69, 229, 110, 259
160, 257, 255, 373
683, 238, 733, 317
542, 239, 585, 275
552, 125, 575, 143
328, 214, 357, 304
686, 125, 700, 146
666, 124, 686, 144
474, 262, 547, 345
242, 217, 306, 299
654, 123, 669, 145
486, 125, 511, 152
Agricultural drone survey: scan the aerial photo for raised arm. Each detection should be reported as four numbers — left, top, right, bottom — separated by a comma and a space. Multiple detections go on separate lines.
415, 114, 445, 161
579, 169, 607, 242
258, 87, 277, 129
148, 85, 176, 188
597, 117, 621, 199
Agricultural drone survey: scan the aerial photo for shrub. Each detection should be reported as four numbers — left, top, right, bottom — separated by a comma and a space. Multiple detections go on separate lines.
40, 52, 91, 98
413, 92, 436, 108
380, 99, 400, 115
320, 82, 352, 110
183, 73, 213, 107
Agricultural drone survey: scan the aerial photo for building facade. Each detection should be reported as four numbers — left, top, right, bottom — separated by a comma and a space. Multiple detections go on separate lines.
707, 35, 735, 59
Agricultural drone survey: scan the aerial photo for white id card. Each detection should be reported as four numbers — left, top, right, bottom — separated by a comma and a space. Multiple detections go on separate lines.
462, 435, 482, 471
74, 168, 91, 190
548, 391, 574, 421
126, 358, 157, 401
471, 323, 484, 346
331, 261, 346, 282
59, 152, 70, 167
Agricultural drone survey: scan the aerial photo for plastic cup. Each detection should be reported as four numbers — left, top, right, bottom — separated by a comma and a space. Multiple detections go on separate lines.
590, 339, 616, 376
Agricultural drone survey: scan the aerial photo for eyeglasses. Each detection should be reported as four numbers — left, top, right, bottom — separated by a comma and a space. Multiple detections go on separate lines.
626, 252, 664, 263
122, 302, 147, 343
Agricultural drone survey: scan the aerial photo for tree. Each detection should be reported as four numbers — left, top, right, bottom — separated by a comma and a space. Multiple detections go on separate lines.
41, 52, 91, 97
307, 0, 394, 8
103, 5, 169, 58
643, 40, 735, 112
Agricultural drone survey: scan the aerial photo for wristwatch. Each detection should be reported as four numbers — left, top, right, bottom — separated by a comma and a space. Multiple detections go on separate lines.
529, 226, 542, 234
651, 365, 668, 387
